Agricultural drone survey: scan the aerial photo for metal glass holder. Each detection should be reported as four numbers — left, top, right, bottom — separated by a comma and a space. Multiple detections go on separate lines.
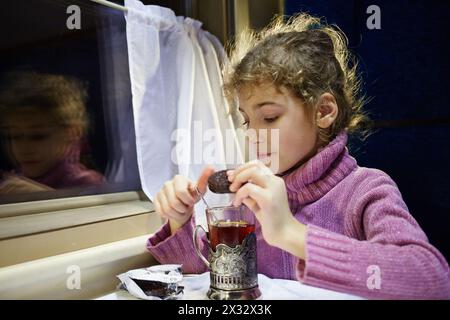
194, 227, 261, 300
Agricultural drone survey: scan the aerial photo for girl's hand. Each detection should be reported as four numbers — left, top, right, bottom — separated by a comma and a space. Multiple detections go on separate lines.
153, 166, 215, 234
0, 175, 53, 194
228, 160, 307, 259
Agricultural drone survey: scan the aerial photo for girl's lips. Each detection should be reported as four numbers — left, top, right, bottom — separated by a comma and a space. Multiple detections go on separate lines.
257, 152, 273, 158
257, 153, 274, 163
21, 161, 40, 166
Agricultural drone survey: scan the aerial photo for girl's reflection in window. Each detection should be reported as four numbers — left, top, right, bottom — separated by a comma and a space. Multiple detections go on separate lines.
0, 72, 104, 194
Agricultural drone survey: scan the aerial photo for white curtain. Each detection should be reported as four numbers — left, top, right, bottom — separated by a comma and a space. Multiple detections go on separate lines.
125, 0, 243, 226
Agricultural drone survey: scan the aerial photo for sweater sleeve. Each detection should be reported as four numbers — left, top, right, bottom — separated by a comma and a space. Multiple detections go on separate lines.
296, 173, 450, 299
146, 216, 209, 274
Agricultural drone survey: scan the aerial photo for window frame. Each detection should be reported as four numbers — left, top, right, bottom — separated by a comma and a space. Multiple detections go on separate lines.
0, 191, 155, 240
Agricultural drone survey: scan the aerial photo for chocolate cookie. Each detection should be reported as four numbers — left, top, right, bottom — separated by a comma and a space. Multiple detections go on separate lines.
208, 170, 233, 193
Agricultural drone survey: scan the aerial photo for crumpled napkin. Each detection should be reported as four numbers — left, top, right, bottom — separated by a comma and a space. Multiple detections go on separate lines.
117, 264, 184, 300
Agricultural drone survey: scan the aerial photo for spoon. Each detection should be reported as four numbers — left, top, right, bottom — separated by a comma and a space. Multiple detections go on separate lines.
195, 186, 211, 210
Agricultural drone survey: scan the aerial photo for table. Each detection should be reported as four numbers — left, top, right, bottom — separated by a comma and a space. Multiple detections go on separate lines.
96, 272, 363, 300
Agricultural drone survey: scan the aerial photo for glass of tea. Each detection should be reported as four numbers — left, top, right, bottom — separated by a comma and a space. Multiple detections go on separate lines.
193, 205, 261, 300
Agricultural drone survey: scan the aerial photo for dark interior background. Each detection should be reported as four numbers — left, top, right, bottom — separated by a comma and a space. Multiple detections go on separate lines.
285, 0, 450, 260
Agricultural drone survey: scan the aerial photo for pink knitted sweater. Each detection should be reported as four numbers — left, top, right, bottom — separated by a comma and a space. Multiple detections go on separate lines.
147, 132, 450, 299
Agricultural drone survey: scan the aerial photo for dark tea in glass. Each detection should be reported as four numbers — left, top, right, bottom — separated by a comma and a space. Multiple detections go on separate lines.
206, 205, 255, 251
209, 220, 255, 250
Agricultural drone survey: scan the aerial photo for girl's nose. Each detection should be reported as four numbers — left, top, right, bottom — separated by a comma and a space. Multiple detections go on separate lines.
255, 128, 269, 144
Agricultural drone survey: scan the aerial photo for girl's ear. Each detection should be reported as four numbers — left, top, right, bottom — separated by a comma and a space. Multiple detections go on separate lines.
315, 93, 339, 129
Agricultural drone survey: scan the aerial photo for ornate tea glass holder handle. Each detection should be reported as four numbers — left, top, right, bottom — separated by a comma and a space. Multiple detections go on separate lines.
193, 225, 210, 268
193, 225, 261, 300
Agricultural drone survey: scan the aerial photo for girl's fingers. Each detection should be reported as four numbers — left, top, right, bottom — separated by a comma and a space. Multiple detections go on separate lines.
159, 189, 184, 221
173, 175, 195, 206
163, 182, 190, 214
227, 160, 267, 181
154, 193, 167, 217
242, 197, 260, 214
0, 180, 22, 194
196, 165, 215, 195
233, 182, 267, 207
156, 192, 175, 219
0, 184, 10, 193
229, 166, 270, 192
153, 196, 164, 218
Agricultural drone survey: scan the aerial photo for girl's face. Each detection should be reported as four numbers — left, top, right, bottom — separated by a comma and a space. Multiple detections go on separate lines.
238, 82, 319, 175
5, 109, 71, 178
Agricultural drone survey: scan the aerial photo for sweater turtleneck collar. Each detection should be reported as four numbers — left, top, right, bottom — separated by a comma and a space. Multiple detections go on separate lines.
279, 131, 357, 206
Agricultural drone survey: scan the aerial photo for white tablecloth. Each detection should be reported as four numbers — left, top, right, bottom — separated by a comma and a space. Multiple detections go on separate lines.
96, 272, 363, 300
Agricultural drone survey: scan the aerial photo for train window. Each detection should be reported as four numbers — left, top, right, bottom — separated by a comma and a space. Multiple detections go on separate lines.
0, 0, 141, 204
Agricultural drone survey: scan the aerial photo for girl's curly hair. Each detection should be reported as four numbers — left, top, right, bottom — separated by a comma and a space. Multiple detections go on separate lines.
223, 13, 371, 143
0, 71, 89, 135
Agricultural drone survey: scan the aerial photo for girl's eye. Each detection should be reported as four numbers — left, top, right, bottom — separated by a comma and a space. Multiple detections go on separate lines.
30, 134, 50, 141
8, 133, 51, 142
264, 117, 278, 123
241, 120, 249, 128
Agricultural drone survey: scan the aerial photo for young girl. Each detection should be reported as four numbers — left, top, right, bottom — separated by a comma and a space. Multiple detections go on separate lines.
147, 14, 450, 299
0, 72, 104, 194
